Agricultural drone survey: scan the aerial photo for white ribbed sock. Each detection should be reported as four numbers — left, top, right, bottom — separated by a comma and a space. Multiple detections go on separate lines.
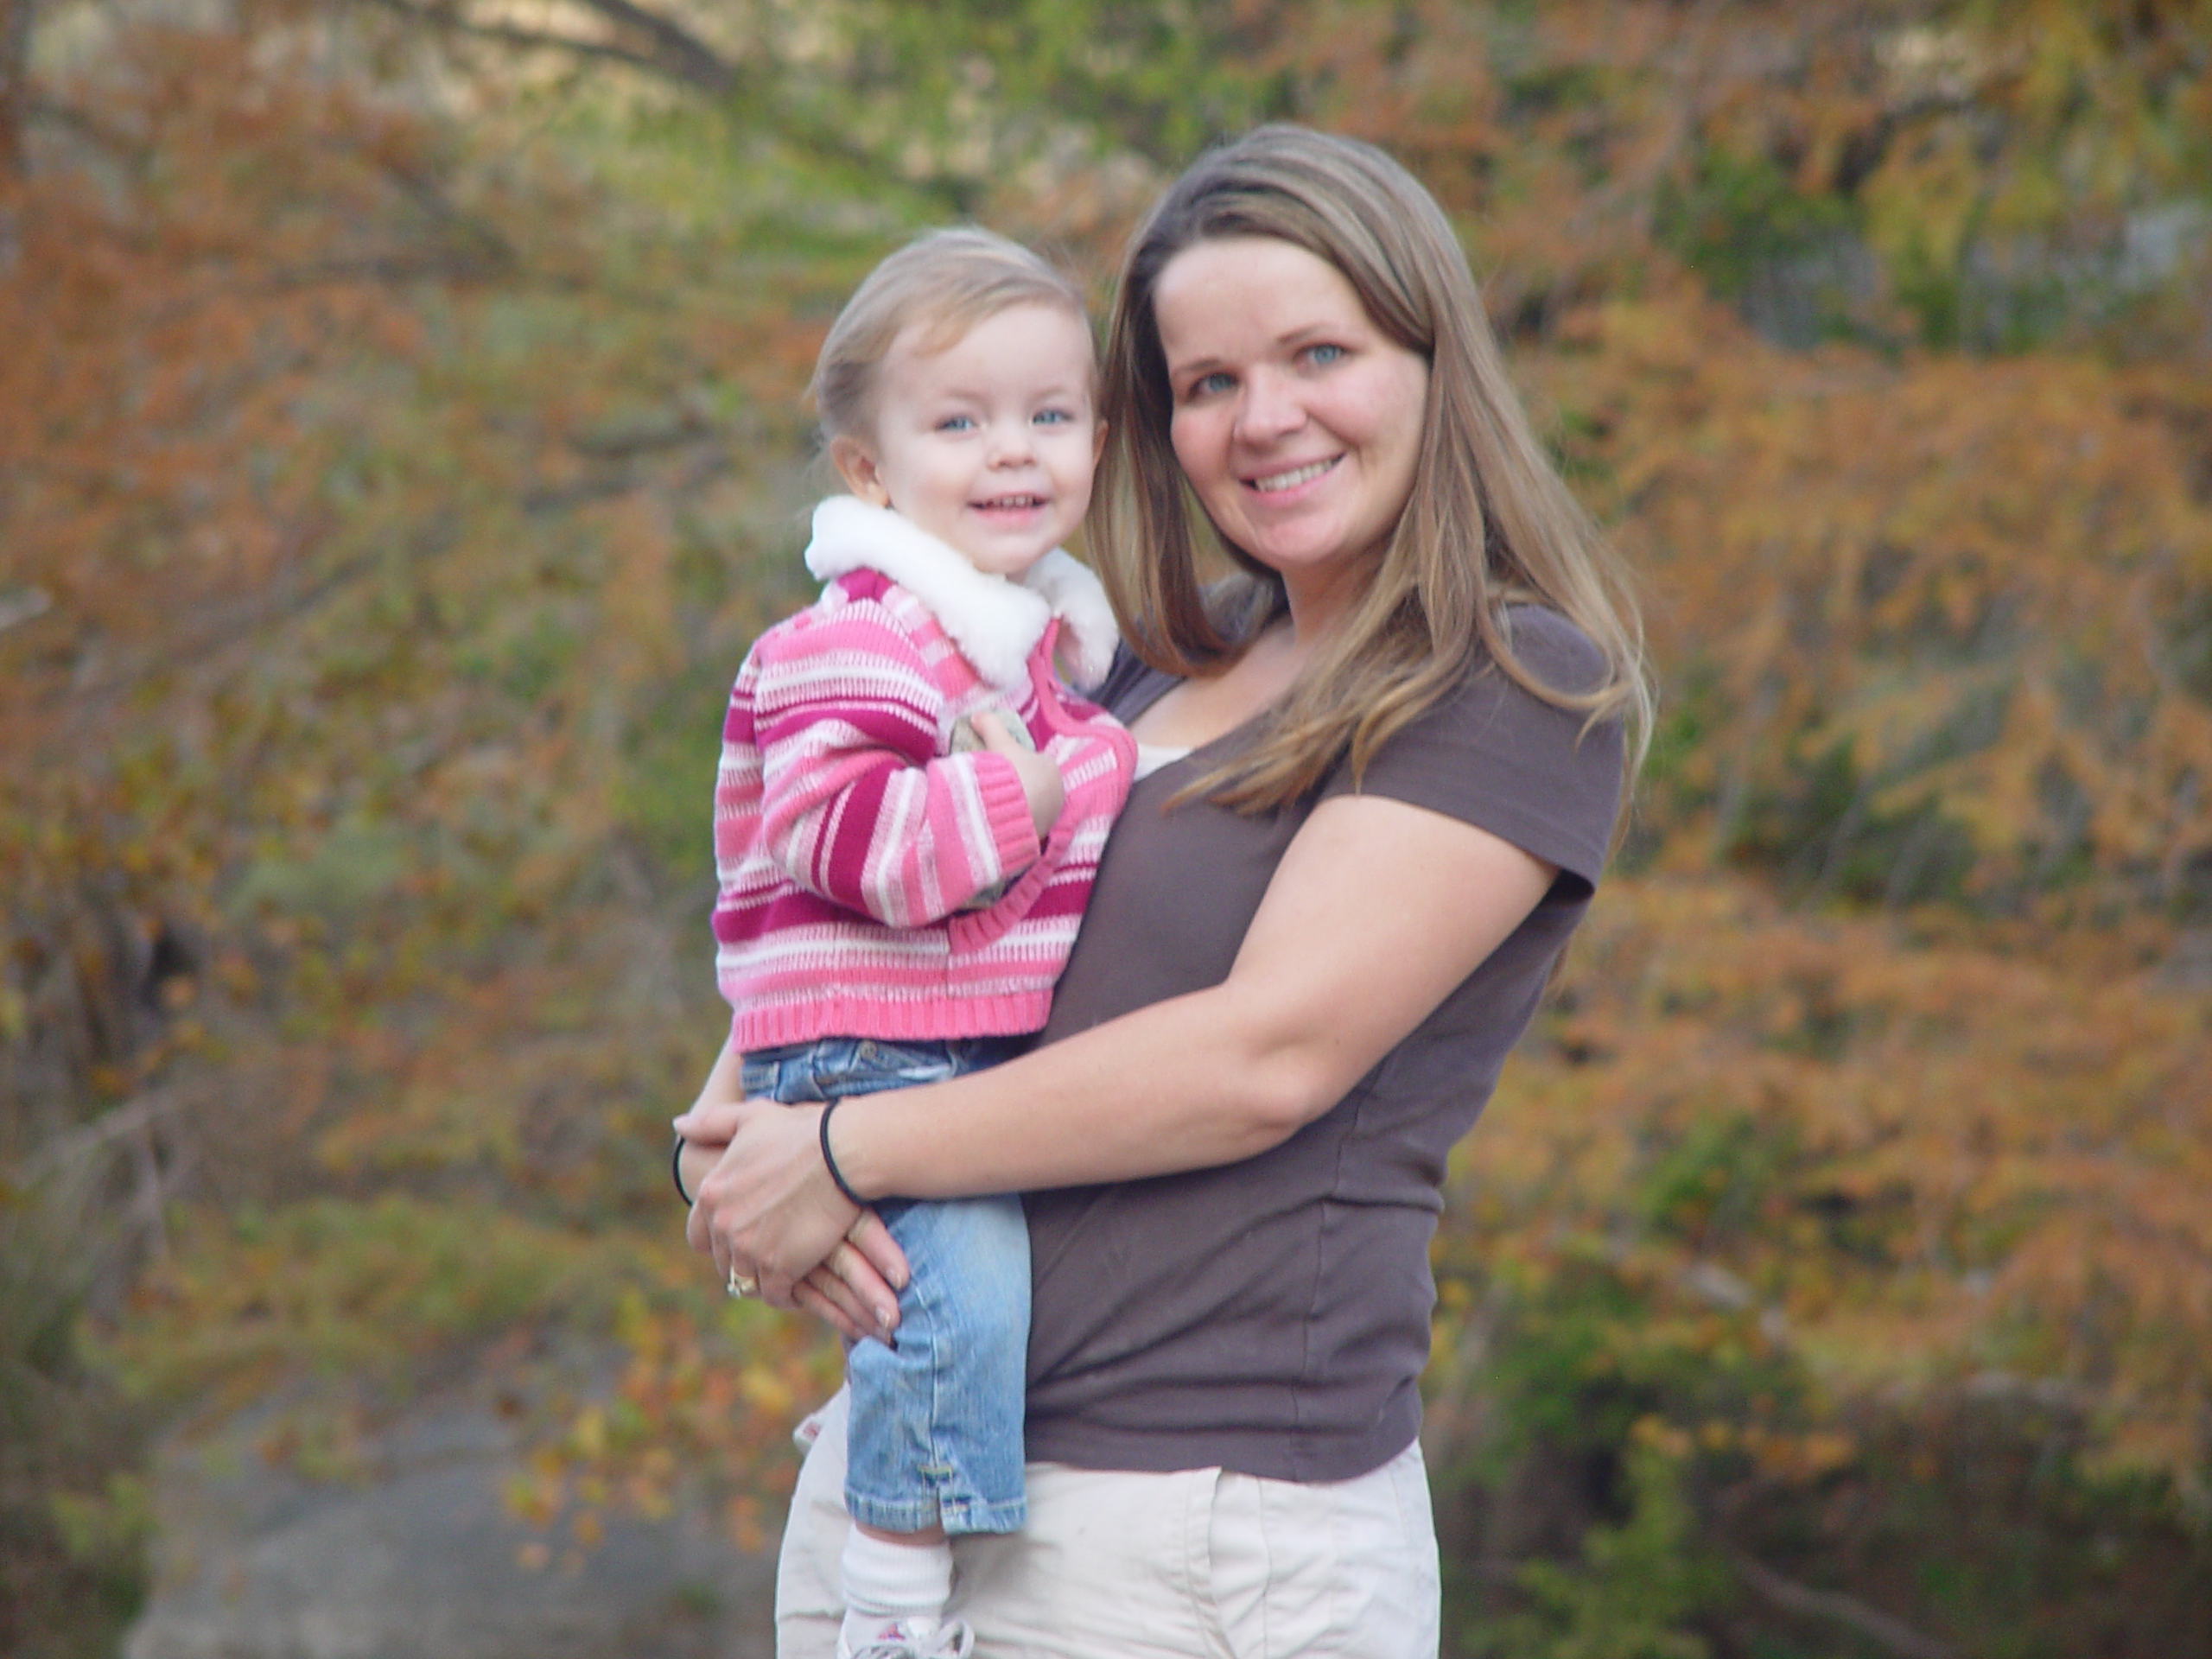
839, 1527, 952, 1650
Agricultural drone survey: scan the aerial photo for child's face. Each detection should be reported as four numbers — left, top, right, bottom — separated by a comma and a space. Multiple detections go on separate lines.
834, 302, 1102, 579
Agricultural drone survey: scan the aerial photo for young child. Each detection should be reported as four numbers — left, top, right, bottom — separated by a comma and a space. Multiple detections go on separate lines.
700, 229, 1135, 1659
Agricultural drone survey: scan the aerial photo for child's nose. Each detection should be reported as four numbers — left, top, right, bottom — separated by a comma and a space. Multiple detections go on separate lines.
987, 422, 1036, 466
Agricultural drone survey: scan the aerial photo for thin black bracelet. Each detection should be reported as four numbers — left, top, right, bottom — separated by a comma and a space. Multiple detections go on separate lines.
817, 1099, 868, 1207
671, 1132, 694, 1207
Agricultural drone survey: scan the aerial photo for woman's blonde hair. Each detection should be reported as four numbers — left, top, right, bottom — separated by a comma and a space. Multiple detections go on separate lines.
810, 226, 1090, 446
1094, 125, 1651, 810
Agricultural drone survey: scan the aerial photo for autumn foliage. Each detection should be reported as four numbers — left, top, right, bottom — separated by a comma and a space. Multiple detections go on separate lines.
3, 2, 2209, 1654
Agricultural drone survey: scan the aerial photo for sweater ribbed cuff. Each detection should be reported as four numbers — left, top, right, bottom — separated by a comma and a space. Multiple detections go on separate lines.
969, 751, 1044, 878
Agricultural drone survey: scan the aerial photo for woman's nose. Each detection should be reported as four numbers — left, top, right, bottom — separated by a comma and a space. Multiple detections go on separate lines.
1233, 370, 1305, 442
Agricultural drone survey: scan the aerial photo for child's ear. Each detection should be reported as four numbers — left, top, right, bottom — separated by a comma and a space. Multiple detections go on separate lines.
830, 435, 892, 507
1091, 417, 1109, 466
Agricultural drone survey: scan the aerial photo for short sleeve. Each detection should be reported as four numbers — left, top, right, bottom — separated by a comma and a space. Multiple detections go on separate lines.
1322, 607, 1624, 899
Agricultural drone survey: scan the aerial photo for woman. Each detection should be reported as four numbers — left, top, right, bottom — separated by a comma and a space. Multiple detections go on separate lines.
677, 124, 1649, 1656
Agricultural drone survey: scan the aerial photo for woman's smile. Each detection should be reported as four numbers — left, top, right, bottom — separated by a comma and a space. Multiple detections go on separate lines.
1247, 457, 1339, 493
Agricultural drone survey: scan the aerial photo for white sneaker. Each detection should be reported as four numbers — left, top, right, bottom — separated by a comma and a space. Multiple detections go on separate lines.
839, 1616, 976, 1659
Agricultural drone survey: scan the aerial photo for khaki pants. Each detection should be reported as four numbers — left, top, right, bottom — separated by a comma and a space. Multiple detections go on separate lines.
775, 1389, 1441, 1657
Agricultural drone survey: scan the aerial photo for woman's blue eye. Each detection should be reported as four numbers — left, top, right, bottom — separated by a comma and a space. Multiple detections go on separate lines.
1189, 371, 1235, 399
1306, 343, 1344, 366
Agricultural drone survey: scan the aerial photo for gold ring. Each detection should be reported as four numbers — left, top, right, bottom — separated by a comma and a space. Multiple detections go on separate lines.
727, 1266, 759, 1299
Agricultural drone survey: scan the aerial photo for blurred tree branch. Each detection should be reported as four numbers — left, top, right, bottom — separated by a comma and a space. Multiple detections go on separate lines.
1732, 1553, 1955, 1659
356, 0, 741, 95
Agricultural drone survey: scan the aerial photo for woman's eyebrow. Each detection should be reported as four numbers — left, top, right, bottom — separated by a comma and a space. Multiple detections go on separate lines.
1163, 350, 1226, 383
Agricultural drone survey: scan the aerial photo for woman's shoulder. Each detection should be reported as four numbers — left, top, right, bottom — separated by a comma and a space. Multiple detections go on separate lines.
1402, 605, 1612, 741
1344, 606, 1624, 888
1487, 603, 1609, 698
1390, 611, 1617, 747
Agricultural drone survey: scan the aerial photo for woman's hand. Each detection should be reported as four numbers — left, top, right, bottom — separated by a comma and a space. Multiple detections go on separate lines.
674, 1094, 909, 1344
791, 1210, 906, 1344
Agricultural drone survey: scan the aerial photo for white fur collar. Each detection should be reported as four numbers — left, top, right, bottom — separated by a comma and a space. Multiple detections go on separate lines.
803, 496, 1120, 693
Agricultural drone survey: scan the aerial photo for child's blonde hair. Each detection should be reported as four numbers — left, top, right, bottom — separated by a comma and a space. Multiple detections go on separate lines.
810, 227, 1091, 447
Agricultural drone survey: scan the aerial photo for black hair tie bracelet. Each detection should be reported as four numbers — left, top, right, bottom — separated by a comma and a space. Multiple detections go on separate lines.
671, 1133, 694, 1207
818, 1100, 868, 1207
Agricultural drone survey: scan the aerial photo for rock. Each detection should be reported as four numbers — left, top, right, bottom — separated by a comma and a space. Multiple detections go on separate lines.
124, 1357, 779, 1659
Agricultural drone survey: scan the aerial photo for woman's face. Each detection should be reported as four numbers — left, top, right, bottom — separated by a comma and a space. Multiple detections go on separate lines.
1152, 237, 1429, 600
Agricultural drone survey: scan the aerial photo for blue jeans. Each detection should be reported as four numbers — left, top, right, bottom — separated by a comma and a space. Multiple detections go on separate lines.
741, 1035, 1029, 1536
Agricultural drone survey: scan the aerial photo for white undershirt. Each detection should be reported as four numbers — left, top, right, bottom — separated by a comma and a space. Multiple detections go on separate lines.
1131, 741, 1193, 781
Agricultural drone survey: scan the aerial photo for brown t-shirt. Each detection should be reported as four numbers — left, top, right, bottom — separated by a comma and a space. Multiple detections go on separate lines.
1023, 607, 1624, 1481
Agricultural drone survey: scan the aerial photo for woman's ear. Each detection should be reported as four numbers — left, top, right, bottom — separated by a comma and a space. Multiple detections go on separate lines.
830, 435, 891, 507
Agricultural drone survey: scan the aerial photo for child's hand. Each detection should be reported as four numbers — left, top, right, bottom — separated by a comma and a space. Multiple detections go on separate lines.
971, 709, 1064, 838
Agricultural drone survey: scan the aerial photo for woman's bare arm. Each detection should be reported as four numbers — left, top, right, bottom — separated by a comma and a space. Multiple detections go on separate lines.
679, 789, 1555, 1299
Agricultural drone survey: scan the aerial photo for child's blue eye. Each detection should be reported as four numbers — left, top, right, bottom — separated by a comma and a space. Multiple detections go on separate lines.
1033, 408, 1073, 426
937, 415, 976, 433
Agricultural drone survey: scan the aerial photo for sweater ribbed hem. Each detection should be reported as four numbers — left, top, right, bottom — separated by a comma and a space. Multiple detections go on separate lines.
731, 990, 1052, 1052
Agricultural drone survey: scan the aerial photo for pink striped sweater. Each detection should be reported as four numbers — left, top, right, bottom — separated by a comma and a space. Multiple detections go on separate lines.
712, 497, 1137, 1050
